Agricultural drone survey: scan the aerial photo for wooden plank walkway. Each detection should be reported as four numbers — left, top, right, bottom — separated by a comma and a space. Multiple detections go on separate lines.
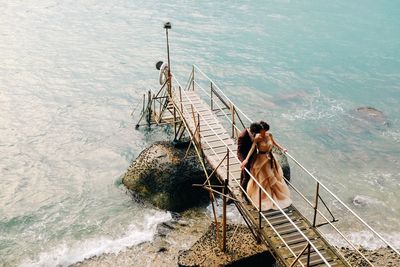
162, 89, 349, 267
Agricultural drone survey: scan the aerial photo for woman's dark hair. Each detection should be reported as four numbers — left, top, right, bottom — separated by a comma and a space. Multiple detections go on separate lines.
259, 121, 270, 131
249, 122, 261, 134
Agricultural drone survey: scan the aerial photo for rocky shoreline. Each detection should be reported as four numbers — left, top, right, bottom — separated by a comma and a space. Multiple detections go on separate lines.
178, 223, 273, 267
71, 210, 399, 267
71, 208, 211, 267
339, 247, 399, 267
73, 138, 399, 267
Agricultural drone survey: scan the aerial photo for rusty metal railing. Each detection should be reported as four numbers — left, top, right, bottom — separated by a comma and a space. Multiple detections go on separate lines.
136, 63, 399, 266
182, 65, 399, 266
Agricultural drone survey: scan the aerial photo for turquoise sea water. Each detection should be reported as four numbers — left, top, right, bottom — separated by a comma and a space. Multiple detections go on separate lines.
1, 1, 399, 265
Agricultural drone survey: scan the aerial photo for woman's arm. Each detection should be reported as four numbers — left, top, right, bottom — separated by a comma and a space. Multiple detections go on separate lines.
240, 138, 257, 170
270, 133, 287, 153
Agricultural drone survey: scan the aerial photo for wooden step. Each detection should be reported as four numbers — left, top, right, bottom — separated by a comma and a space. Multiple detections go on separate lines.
284, 248, 338, 267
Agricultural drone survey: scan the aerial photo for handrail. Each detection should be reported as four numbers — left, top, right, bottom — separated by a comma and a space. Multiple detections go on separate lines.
286, 153, 400, 255
191, 78, 372, 265
193, 80, 242, 133
173, 83, 310, 266
172, 75, 331, 266
193, 64, 253, 123
284, 178, 373, 265
191, 65, 400, 257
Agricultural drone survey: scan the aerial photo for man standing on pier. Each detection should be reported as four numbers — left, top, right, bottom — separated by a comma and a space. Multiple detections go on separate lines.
237, 122, 261, 202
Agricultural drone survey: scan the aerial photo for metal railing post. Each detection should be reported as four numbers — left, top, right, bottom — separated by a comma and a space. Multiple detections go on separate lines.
153, 93, 156, 122
307, 243, 311, 266
222, 148, 229, 252
197, 113, 204, 160
211, 82, 214, 110
142, 93, 145, 114
258, 186, 262, 244
173, 105, 177, 137
313, 182, 320, 227
192, 65, 195, 91
179, 86, 183, 112
231, 105, 236, 139
222, 179, 227, 252
290, 244, 309, 267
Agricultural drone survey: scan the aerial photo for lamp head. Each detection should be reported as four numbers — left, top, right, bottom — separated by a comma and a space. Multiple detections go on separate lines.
156, 61, 163, 70
164, 22, 171, 29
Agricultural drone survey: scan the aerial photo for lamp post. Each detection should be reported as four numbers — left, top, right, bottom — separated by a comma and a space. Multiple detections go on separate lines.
164, 22, 172, 96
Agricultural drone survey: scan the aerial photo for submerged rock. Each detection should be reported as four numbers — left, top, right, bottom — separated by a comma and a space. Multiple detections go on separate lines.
352, 195, 369, 206
356, 107, 384, 118
353, 107, 389, 126
122, 141, 215, 212
351, 195, 383, 207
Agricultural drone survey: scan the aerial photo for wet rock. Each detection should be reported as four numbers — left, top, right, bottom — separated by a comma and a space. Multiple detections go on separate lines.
353, 107, 389, 126
157, 222, 174, 237
338, 247, 400, 266
178, 220, 189, 227
122, 141, 216, 212
178, 223, 274, 267
162, 221, 176, 230
122, 140, 291, 210
352, 195, 369, 206
356, 107, 385, 119
272, 147, 291, 181
158, 247, 168, 253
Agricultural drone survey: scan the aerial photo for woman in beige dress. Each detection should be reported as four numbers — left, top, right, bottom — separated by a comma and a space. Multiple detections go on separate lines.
240, 121, 292, 211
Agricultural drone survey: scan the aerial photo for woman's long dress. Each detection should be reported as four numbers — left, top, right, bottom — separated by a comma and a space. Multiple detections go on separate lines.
246, 136, 292, 211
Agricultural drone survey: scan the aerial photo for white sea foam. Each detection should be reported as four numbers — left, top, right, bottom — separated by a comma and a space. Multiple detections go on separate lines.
382, 128, 400, 143
267, 14, 290, 20
281, 90, 344, 121
206, 200, 245, 224
19, 212, 172, 267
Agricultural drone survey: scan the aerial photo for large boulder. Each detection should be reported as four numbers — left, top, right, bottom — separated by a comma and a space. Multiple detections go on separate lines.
122, 141, 291, 211
272, 147, 291, 181
122, 141, 214, 212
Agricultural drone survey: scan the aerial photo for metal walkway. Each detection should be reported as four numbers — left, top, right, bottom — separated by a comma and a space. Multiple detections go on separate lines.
135, 65, 400, 267
167, 83, 347, 266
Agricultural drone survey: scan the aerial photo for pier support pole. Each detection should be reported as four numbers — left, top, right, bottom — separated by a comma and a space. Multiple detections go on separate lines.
147, 90, 152, 126
222, 148, 229, 252
257, 185, 262, 244
222, 179, 227, 252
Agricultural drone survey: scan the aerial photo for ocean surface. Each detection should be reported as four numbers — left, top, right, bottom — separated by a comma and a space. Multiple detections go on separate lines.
1, 0, 399, 266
